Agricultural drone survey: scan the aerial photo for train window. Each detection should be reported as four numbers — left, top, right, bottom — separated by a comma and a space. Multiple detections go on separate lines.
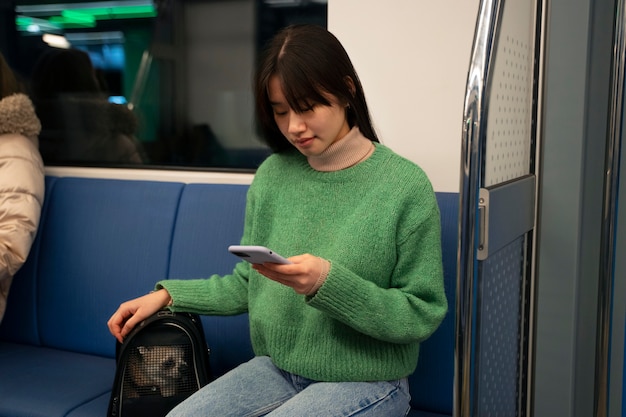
3, 0, 327, 170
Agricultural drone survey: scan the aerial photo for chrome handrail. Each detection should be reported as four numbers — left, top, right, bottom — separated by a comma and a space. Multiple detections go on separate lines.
128, 49, 153, 112
594, 0, 625, 415
455, 0, 502, 416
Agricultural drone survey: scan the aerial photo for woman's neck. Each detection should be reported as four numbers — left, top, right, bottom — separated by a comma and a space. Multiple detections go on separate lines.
307, 127, 375, 172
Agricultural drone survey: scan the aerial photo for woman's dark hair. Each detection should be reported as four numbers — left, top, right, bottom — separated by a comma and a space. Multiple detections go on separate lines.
30, 48, 102, 99
254, 24, 379, 152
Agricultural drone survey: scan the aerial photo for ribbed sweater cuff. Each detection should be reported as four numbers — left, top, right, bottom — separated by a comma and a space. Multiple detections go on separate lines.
306, 257, 330, 295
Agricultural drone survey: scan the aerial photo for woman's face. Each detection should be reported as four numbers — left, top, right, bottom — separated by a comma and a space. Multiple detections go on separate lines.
268, 75, 351, 157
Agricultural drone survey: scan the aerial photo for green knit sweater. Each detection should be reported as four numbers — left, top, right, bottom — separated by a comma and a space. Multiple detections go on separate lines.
157, 143, 447, 382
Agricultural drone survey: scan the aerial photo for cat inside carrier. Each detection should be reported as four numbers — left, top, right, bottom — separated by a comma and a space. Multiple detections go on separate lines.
107, 310, 212, 417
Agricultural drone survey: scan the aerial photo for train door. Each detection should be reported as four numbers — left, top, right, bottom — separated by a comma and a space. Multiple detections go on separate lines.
457, 0, 626, 416
456, 0, 542, 416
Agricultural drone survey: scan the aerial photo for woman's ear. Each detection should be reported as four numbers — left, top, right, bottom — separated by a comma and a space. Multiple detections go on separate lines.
344, 76, 356, 97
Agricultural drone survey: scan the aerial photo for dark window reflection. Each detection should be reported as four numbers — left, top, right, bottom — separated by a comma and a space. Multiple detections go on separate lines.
2, 0, 326, 170
31, 48, 148, 164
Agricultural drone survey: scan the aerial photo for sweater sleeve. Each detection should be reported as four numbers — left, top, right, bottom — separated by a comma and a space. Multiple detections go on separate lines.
155, 179, 261, 315
306, 195, 448, 345
156, 259, 251, 315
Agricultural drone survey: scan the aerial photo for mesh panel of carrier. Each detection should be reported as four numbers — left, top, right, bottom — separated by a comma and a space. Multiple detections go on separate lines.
122, 344, 197, 398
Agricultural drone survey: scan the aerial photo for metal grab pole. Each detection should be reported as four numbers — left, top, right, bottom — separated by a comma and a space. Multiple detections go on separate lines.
455, 0, 502, 416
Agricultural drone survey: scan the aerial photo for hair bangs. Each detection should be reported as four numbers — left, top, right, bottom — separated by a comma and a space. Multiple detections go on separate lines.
276, 59, 331, 113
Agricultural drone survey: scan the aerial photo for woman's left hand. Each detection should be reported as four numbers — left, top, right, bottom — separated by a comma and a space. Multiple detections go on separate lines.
252, 254, 329, 295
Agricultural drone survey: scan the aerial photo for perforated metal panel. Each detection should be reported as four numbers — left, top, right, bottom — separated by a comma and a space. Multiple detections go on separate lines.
476, 237, 525, 416
484, 0, 534, 186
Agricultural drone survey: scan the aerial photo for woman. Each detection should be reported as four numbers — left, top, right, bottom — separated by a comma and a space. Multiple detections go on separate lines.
0, 52, 45, 323
108, 24, 447, 416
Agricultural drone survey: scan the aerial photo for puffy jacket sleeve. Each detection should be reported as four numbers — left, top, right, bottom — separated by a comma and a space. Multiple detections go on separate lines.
0, 134, 45, 283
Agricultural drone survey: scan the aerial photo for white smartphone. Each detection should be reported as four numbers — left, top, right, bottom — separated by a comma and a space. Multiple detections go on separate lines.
228, 245, 292, 264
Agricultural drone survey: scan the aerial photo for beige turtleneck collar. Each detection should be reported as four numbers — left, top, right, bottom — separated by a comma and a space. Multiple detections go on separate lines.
307, 127, 376, 172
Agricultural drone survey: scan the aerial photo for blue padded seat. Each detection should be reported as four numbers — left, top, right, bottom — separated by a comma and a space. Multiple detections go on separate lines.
0, 177, 185, 417
0, 342, 114, 417
0, 176, 458, 417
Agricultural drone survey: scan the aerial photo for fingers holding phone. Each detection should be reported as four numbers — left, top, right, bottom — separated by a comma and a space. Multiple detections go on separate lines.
252, 253, 330, 295
228, 245, 292, 264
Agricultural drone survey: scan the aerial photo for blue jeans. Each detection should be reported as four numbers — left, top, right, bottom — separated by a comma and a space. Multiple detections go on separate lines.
167, 356, 411, 417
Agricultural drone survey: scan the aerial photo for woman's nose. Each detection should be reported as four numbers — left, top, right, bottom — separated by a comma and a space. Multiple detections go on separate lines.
287, 111, 306, 134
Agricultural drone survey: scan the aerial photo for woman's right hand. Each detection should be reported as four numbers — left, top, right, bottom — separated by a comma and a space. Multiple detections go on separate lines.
107, 288, 172, 343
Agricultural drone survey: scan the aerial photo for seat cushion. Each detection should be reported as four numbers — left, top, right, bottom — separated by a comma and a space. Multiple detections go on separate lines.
0, 342, 114, 417
65, 393, 111, 417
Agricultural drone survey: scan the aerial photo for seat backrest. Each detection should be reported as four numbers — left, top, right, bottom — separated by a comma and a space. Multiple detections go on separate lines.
166, 183, 255, 377
408, 192, 458, 414
0, 176, 59, 345
37, 177, 184, 357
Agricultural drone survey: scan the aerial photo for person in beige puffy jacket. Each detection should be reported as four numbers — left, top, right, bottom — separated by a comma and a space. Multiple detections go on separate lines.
0, 52, 45, 323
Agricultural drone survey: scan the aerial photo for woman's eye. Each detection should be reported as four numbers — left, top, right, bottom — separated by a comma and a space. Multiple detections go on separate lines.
273, 110, 288, 116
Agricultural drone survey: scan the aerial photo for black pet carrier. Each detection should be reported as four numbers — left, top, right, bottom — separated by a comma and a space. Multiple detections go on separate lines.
107, 310, 212, 417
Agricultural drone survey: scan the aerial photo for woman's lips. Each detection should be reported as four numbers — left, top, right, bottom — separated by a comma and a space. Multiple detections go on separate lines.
294, 137, 315, 147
